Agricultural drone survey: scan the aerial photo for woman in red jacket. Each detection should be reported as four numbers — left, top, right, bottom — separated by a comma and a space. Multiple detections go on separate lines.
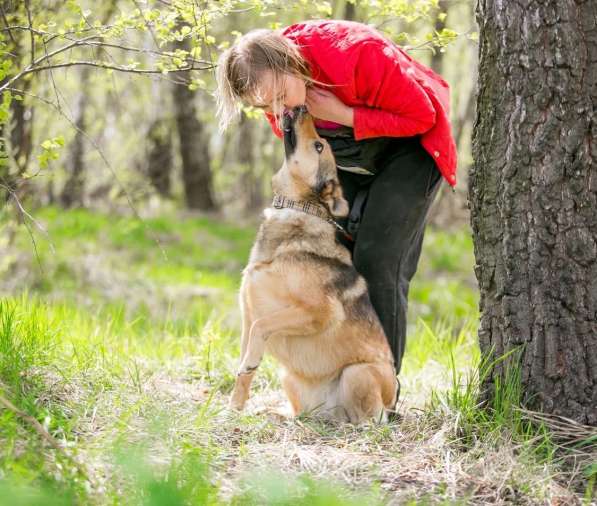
216, 20, 458, 397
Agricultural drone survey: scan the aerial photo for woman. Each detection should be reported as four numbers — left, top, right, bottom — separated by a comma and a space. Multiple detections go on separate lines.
215, 19, 457, 394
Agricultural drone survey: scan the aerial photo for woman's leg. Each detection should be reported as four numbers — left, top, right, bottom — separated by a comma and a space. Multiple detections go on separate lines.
348, 144, 442, 374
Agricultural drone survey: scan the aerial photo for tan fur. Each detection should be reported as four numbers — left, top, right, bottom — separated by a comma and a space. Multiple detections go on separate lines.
229, 108, 398, 424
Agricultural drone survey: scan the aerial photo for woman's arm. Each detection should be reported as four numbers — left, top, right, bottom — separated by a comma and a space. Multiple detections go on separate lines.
352, 42, 437, 140
265, 41, 438, 139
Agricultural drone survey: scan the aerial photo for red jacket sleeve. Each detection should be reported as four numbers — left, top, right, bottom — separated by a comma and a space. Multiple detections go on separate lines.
352, 42, 437, 140
265, 112, 283, 139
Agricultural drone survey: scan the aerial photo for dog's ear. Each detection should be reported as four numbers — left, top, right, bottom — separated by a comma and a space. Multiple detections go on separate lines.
319, 179, 349, 218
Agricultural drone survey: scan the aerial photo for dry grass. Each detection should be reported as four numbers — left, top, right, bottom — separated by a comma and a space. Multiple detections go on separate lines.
1, 209, 594, 505
29, 357, 591, 505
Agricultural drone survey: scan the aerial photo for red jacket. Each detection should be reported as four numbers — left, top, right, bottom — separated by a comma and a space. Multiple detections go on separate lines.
265, 20, 457, 187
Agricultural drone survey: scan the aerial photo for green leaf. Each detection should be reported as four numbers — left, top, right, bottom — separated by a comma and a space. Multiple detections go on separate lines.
0, 91, 12, 123
38, 136, 65, 168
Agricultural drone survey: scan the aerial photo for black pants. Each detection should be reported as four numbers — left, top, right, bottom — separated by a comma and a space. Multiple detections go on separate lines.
321, 132, 443, 374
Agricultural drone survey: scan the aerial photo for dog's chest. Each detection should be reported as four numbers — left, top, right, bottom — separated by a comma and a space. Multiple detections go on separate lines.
248, 215, 349, 266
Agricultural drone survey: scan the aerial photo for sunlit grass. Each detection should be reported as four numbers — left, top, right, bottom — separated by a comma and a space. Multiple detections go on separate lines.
0, 207, 586, 504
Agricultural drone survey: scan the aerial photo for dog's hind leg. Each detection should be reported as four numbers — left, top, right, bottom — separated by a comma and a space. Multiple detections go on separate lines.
338, 363, 389, 424
280, 371, 303, 416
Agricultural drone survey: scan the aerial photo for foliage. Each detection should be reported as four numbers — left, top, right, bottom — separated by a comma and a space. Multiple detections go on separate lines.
0, 0, 476, 209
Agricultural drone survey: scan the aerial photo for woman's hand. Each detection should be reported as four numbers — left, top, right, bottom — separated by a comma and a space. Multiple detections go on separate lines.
305, 87, 354, 127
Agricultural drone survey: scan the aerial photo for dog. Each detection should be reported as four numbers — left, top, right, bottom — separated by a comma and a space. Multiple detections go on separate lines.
229, 106, 398, 423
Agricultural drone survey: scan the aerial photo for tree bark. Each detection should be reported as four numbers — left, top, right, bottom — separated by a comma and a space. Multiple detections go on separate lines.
59, 1, 116, 208
470, 0, 597, 424
9, 81, 33, 176
238, 112, 263, 212
173, 82, 216, 211
430, 0, 448, 75
145, 117, 173, 198
344, 1, 356, 21
60, 67, 90, 208
0, 1, 33, 202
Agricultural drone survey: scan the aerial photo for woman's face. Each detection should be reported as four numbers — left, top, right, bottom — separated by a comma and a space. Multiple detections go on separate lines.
249, 70, 307, 115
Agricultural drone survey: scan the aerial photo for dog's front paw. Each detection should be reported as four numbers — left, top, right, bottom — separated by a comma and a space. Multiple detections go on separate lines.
229, 390, 248, 411
229, 373, 252, 411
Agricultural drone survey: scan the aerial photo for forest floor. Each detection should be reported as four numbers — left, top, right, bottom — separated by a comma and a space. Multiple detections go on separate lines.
0, 206, 594, 505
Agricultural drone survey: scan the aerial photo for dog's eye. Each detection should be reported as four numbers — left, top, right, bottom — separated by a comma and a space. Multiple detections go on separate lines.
314, 141, 324, 154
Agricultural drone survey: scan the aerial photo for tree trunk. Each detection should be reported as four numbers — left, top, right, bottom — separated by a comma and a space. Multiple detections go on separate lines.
0, 1, 33, 202
470, 0, 597, 424
9, 82, 34, 176
60, 67, 90, 208
146, 117, 172, 198
173, 82, 216, 211
59, 1, 116, 208
238, 112, 263, 212
344, 1, 356, 21
171, 32, 216, 211
430, 0, 447, 75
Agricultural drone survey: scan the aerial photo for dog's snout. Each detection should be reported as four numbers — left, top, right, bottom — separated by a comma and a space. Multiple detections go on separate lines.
294, 105, 308, 116
283, 112, 297, 158
283, 105, 308, 130
283, 105, 309, 158
283, 110, 294, 132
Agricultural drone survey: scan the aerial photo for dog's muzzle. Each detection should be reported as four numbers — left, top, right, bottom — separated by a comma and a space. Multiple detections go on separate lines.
283, 106, 308, 158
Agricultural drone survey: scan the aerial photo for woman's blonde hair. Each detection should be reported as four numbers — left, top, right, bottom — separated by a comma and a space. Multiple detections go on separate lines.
215, 28, 313, 132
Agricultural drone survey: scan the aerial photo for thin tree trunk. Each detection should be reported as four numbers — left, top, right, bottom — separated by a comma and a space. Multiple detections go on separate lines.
172, 82, 216, 211
9, 81, 33, 176
344, 1, 356, 20
60, 1, 116, 208
238, 112, 263, 212
0, 1, 33, 202
430, 0, 448, 75
172, 24, 216, 210
60, 67, 90, 208
146, 117, 172, 198
470, 0, 596, 424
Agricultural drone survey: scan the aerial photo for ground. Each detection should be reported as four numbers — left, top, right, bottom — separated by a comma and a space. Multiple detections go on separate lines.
0, 206, 594, 505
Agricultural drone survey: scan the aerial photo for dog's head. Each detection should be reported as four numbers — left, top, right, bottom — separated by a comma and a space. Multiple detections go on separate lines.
272, 106, 349, 218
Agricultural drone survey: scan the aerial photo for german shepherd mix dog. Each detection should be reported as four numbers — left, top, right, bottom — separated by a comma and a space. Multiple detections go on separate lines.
230, 106, 398, 423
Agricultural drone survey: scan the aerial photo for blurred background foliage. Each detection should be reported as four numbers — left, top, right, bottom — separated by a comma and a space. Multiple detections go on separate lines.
0, 0, 480, 377
0, 0, 477, 221
0, 2, 496, 504
1, 4, 594, 505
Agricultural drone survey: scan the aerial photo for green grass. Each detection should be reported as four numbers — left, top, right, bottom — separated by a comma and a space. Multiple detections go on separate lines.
0, 207, 592, 505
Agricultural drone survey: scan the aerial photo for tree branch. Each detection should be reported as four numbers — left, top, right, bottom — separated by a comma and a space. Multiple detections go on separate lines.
1, 59, 213, 92
24, 0, 35, 64
0, 4, 17, 45
81, 39, 213, 66
0, 30, 215, 92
